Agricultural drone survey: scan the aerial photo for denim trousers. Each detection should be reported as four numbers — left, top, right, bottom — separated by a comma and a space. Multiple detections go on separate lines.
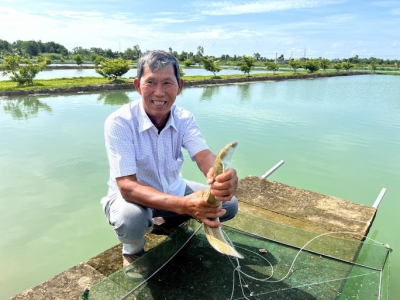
104, 179, 239, 255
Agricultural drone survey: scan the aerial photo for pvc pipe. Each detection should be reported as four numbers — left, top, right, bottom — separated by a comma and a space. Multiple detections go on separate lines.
261, 160, 284, 179
372, 188, 387, 208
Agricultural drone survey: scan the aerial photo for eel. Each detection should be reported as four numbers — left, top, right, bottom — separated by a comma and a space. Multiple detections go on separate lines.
203, 141, 244, 259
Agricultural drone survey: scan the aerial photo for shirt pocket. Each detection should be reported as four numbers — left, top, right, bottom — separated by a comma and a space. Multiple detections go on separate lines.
136, 153, 154, 174
166, 152, 184, 173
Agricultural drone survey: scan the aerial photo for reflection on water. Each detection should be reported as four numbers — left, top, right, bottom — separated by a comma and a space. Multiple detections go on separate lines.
1, 97, 52, 120
97, 91, 132, 106
237, 83, 251, 101
200, 86, 220, 101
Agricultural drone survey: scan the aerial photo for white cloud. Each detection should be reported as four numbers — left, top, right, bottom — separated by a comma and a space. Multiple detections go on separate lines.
151, 15, 203, 23
0, 7, 156, 50
185, 28, 262, 40
332, 42, 343, 48
324, 14, 355, 23
194, 0, 343, 16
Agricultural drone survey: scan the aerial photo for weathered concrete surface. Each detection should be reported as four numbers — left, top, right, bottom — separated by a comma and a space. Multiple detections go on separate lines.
86, 232, 169, 278
9, 176, 377, 299
10, 263, 105, 300
236, 176, 377, 240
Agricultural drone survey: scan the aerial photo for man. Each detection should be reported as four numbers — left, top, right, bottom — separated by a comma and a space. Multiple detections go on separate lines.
101, 50, 238, 267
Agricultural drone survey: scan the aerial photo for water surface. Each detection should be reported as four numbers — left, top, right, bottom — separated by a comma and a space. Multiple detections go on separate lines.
0, 75, 399, 298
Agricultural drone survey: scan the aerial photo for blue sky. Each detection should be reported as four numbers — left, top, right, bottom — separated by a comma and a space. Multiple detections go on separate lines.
1, 0, 399, 59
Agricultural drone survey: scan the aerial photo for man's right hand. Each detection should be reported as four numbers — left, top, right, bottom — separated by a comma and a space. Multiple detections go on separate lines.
183, 190, 226, 227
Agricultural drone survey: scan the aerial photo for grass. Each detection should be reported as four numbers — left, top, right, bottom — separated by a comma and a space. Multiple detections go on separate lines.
1, 73, 291, 92
181, 70, 313, 81
0, 69, 372, 92
0, 77, 129, 91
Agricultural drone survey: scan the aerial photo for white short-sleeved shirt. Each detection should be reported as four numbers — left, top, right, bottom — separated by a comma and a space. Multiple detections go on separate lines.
101, 99, 208, 207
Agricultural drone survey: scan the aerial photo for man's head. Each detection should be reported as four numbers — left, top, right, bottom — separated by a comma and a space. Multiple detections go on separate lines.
134, 50, 183, 129
137, 50, 180, 83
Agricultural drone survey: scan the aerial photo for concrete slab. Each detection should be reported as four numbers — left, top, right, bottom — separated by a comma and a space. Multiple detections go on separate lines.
236, 176, 377, 239
10, 263, 105, 300
10, 176, 378, 299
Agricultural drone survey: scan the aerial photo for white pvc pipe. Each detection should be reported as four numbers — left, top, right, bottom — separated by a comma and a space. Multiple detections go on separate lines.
372, 188, 387, 208
261, 160, 284, 179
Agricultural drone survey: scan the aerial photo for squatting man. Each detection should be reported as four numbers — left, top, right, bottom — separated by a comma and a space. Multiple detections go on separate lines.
101, 50, 239, 266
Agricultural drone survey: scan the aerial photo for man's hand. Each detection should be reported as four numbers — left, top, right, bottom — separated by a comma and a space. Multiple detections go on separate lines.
206, 168, 238, 202
183, 190, 226, 227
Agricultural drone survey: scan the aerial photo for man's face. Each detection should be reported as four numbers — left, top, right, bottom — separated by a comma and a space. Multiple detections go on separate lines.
134, 64, 183, 122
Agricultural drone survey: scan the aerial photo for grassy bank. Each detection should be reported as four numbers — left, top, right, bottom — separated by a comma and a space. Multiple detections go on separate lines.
0, 76, 121, 92
0, 70, 381, 95
0, 70, 331, 92
182, 70, 310, 81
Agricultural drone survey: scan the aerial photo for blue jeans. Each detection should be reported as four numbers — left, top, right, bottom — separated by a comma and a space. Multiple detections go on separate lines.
104, 180, 238, 255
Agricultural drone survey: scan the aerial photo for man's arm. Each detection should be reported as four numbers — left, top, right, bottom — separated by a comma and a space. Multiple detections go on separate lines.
117, 174, 186, 212
116, 174, 225, 227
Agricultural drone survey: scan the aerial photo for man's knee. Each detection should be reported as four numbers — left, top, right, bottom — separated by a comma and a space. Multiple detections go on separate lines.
220, 196, 238, 222
108, 197, 153, 242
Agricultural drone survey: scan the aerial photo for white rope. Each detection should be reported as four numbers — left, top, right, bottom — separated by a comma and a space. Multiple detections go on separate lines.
222, 229, 390, 300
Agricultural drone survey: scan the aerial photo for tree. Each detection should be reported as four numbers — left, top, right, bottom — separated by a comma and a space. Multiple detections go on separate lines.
341, 61, 353, 73
333, 63, 342, 72
23, 40, 39, 57
0, 55, 20, 74
94, 58, 131, 81
289, 59, 302, 73
197, 46, 204, 56
183, 59, 195, 67
0, 39, 11, 57
133, 45, 142, 58
200, 56, 222, 77
319, 58, 331, 72
265, 61, 279, 75
303, 59, 320, 73
105, 49, 116, 58
93, 55, 106, 66
253, 52, 261, 61
179, 66, 185, 78
238, 55, 255, 77
36, 56, 52, 66
72, 54, 84, 66
0, 55, 46, 86
369, 62, 377, 73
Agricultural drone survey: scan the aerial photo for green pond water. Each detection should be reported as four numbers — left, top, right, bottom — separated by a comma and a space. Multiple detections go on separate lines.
0, 74, 399, 299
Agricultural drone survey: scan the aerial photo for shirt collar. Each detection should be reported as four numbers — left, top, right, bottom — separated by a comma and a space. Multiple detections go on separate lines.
137, 100, 177, 133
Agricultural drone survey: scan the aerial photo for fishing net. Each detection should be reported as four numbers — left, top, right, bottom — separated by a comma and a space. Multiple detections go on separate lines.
83, 213, 391, 300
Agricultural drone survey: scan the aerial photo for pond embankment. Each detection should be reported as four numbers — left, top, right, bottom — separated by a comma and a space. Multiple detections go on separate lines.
0, 72, 368, 97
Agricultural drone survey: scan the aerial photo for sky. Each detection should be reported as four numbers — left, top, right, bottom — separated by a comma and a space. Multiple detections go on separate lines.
0, 0, 399, 60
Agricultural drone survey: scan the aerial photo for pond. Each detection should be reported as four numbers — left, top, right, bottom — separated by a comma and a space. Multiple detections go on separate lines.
0, 74, 399, 299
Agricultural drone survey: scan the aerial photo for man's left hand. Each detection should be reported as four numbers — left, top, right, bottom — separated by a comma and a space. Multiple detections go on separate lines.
206, 168, 238, 201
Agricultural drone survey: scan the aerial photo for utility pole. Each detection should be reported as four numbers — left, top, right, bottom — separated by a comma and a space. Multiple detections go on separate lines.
275, 53, 277, 64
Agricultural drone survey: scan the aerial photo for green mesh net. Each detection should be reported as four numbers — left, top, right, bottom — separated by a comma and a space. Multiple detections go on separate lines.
83, 213, 391, 300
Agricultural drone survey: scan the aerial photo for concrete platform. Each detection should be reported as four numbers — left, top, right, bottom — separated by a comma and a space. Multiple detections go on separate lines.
10, 176, 377, 299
